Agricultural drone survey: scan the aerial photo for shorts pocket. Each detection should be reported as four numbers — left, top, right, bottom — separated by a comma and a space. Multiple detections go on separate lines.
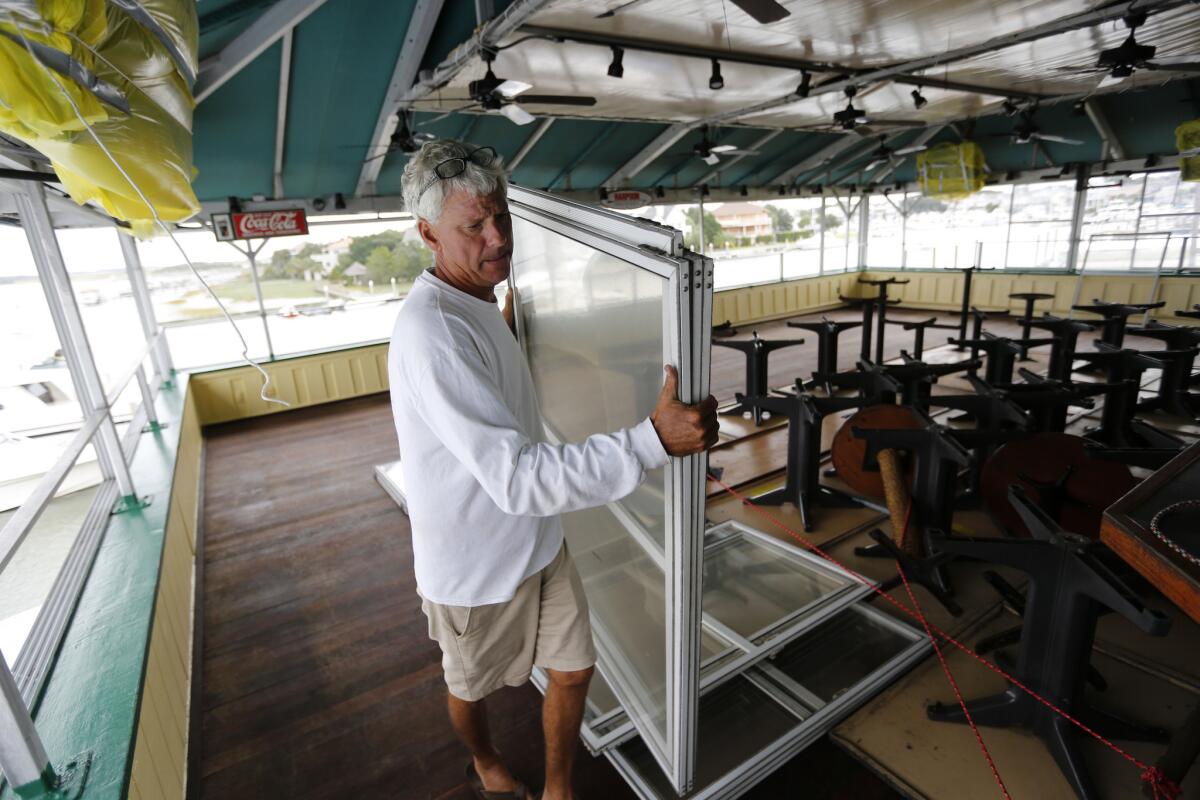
446, 604, 473, 639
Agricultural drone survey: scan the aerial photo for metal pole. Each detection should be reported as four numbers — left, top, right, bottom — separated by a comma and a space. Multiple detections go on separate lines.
818, 195, 826, 275
857, 194, 870, 271
1064, 163, 1091, 273
1003, 183, 1016, 268
135, 365, 160, 428
1145, 233, 1171, 325
245, 244, 276, 360
1129, 174, 1148, 269
697, 194, 705, 255
0, 653, 52, 795
15, 183, 136, 499
116, 229, 173, 382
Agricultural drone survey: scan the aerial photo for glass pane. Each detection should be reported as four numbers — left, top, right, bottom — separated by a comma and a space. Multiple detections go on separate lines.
0, 457, 101, 662
902, 187, 1012, 270
511, 216, 677, 760
617, 676, 800, 798
703, 535, 848, 641
712, 252, 780, 290
770, 607, 914, 705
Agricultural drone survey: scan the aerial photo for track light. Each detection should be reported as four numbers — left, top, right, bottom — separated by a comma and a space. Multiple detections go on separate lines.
699, 183, 710, 196
599, 187, 609, 201
911, 88, 927, 110
796, 70, 811, 98
655, 185, 665, 198
607, 46, 624, 79
777, 184, 786, 196
709, 59, 724, 91
1002, 99, 1019, 117
740, 185, 748, 197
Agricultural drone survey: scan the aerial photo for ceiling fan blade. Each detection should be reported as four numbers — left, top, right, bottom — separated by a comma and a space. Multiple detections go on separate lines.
725, 148, 760, 156
1097, 73, 1128, 89
499, 103, 536, 125
497, 79, 532, 98
516, 94, 597, 106
710, 144, 739, 153
701, 153, 721, 166
865, 118, 926, 128
1032, 133, 1084, 146
595, 0, 652, 17
1145, 60, 1200, 72
894, 144, 929, 155
864, 158, 885, 172
728, 0, 790, 24
1055, 66, 1104, 72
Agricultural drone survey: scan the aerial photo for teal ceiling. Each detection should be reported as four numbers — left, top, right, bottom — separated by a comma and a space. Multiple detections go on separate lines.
190, 0, 1200, 203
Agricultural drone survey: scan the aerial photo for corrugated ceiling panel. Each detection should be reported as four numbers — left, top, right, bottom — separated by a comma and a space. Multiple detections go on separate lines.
192, 44, 280, 200
282, 0, 417, 198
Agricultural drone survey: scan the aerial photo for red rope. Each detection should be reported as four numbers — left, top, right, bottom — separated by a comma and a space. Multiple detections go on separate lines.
893, 500, 1011, 799
706, 472, 1180, 798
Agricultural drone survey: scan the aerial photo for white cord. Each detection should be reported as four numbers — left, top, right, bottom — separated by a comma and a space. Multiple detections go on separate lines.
7, 13, 289, 408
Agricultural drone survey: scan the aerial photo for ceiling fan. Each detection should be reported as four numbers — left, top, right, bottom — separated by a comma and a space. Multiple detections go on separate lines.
360, 111, 436, 163
668, 127, 760, 166
1001, 108, 1084, 146
463, 52, 597, 125
1056, 10, 1200, 89
597, 0, 789, 24
863, 135, 930, 172
801, 87, 927, 136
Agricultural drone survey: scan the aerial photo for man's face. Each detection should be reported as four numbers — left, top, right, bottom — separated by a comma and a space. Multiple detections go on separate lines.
418, 189, 513, 297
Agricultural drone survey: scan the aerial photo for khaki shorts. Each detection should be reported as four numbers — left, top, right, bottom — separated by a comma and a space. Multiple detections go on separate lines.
421, 542, 596, 701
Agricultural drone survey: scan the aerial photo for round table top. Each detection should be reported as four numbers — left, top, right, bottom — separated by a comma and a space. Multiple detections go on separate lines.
831, 404, 922, 499
1008, 292, 1055, 301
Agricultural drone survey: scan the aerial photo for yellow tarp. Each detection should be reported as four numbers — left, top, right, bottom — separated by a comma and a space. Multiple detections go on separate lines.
0, 0, 199, 235
917, 141, 987, 200
1178, 120, 1200, 183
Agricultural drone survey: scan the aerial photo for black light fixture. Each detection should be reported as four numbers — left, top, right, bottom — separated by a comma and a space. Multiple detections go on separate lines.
740, 185, 749, 197
699, 183, 710, 196
1002, 99, 1020, 117
910, 88, 927, 110
599, 187, 609, 201
1144, 154, 1160, 168
777, 184, 786, 196
334, 192, 346, 210
1072, 100, 1087, 116
709, 59, 724, 91
796, 70, 811, 98
607, 46, 624, 79
655, 185, 665, 198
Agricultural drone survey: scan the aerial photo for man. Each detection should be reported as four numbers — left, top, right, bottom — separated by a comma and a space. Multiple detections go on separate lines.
388, 140, 717, 800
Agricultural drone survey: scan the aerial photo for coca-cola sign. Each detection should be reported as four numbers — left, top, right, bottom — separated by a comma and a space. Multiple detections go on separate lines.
211, 209, 308, 241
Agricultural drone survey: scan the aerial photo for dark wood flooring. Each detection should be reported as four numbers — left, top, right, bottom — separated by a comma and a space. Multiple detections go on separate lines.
196, 397, 897, 799
198, 304, 1166, 799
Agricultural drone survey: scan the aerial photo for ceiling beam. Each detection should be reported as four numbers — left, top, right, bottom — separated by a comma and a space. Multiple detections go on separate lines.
1084, 99, 1126, 160
602, 123, 695, 189
507, 118, 553, 172
273, 31, 293, 199
194, 0, 328, 103
765, 136, 860, 185
802, 137, 892, 186
691, 129, 783, 187
694, 0, 1190, 127
519, 24, 1043, 101
355, 0, 446, 197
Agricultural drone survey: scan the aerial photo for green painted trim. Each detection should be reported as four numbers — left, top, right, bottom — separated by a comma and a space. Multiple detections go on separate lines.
2, 378, 191, 800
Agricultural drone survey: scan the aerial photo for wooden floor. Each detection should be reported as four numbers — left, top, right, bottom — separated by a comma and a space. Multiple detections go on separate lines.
195, 304, 1180, 799
196, 393, 897, 799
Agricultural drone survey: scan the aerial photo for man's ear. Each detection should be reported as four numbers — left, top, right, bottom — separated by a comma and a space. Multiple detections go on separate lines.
417, 219, 440, 254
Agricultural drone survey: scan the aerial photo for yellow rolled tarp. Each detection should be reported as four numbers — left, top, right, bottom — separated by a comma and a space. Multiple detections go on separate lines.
0, 0, 200, 235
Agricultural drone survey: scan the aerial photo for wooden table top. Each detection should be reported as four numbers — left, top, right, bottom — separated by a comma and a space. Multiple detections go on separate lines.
1101, 440, 1200, 625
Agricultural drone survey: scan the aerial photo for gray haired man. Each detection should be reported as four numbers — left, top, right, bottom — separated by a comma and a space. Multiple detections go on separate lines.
388, 140, 717, 799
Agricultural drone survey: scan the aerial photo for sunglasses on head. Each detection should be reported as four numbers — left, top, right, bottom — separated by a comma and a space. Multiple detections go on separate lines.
417, 146, 497, 201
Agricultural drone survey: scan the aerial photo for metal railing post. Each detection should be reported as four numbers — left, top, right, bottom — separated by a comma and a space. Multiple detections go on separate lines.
116, 229, 174, 382
0, 652, 53, 795
14, 183, 137, 503
135, 365, 160, 430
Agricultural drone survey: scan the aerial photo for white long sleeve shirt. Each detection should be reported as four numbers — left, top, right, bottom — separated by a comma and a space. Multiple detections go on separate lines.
387, 270, 669, 607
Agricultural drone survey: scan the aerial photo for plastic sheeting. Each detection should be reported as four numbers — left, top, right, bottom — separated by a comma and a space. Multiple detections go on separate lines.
414, 0, 1200, 130
0, 0, 200, 234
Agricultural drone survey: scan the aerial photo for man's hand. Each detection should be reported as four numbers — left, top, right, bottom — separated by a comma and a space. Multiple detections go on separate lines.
651, 365, 719, 457
501, 289, 516, 336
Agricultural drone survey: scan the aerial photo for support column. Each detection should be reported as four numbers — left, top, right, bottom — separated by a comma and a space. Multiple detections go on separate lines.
245, 247, 276, 360
1064, 163, 1091, 273
857, 194, 870, 271
0, 653, 53, 797
15, 183, 137, 501
116, 229, 174, 382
